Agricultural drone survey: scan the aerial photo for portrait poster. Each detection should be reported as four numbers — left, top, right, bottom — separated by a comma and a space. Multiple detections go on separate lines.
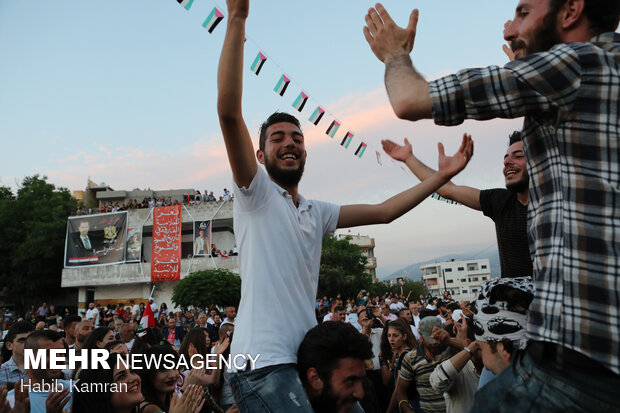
126, 227, 143, 262
64, 211, 127, 267
151, 205, 182, 282
193, 220, 212, 256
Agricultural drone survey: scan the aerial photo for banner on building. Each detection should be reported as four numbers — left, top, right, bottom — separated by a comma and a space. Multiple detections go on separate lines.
151, 205, 182, 282
126, 227, 143, 262
64, 212, 127, 267
193, 220, 212, 256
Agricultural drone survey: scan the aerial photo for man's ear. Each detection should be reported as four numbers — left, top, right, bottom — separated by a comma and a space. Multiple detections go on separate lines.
5, 341, 14, 352
256, 149, 265, 165
306, 367, 324, 392
557, 0, 585, 30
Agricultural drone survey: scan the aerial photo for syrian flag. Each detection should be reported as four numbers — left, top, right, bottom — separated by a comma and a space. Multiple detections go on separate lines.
203, 7, 224, 33
274, 75, 290, 96
354, 142, 367, 158
376, 151, 382, 165
326, 120, 340, 138
177, 0, 194, 11
308, 106, 325, 125
292, 92, 308, 112
341, 132, 354, 148
250, 52, 267, 75
139, 301, 156, 331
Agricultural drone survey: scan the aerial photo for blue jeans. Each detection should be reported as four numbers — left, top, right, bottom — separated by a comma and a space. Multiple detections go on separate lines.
469, 347, 620, 412
230, 364, 314, 413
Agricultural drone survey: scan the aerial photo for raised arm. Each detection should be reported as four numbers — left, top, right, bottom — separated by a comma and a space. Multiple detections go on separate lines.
217, 0, 257, 188
337, 135, 473, 228
382, 135, 481, 210
363, 3, 432, 121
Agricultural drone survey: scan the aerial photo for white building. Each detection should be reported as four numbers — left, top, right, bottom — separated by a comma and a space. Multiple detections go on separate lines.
336, 233, 378, 282
61, 187, 238, 313
421, 258, 491, 302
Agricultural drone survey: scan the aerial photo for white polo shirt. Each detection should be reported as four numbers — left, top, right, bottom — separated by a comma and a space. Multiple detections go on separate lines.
230, 167, 340, 370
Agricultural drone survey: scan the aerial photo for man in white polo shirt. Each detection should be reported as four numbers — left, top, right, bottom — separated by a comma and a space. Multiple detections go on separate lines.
217, 1, 473, 411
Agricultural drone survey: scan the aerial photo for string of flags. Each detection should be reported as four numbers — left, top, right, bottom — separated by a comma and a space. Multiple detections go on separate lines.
173, 0, 460, 206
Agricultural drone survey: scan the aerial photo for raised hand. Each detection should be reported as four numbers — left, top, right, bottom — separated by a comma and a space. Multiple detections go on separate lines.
437, 134, 474, 180
503, 20, 515, 61
363, 3, 419, 62
46, 384, 69, 413
213, 337, 230, 355
226, 0, 248, 20
170, 385, 205, 413
382, 138, 413, 162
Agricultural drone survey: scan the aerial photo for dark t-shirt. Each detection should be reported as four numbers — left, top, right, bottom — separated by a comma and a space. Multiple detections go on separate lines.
479, 189, 533, 277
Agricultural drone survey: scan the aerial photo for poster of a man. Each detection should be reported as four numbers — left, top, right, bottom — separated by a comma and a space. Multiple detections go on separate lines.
65, 211, 127, 267
126, 227, 142, 262
193, 220, 211, 256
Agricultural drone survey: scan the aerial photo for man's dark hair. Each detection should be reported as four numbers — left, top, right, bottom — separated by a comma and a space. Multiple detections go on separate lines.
6, 321, 34, 344
64, 315, 82, 330
398, 307, 411, 316
446, 302, 461, 312
24, 330, 64, 351
549, 0, 620, 34
508, 131, 522, 146
297, 321, 373, 386
258, 112, 301, 151
333, 306, 345, 313
488, 338, 515, 356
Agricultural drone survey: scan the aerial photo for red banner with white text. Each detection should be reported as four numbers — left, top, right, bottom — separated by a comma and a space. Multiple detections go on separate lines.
151, 205, 182, 282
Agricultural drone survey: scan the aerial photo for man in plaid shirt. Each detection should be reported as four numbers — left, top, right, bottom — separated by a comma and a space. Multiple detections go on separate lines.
364, 0, 619, 410
0, 321, 34, 389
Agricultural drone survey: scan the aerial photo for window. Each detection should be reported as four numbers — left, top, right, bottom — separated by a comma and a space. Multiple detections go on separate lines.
458, 267, 464, 271
461, 289, 468, 294
467, 263, 479, 271
472, 277, 479, 282
461, 278, 467, 282
444, 268, 452, 272
472, 288, 478, 293
482, 277, 487, 281
481, 265, 487, 269
447, 279, 454, 284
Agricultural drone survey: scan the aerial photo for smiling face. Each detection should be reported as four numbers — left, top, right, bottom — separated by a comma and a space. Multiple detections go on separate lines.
311, 358, 366, 413
258, 121, 306, 188
153, 369, 179, 393
503, 141, 529, 193
504, 0, 562, 59
111, 364, 142, 409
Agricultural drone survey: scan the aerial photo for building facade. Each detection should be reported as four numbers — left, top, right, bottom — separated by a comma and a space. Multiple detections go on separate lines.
421, 258, 491, 302
337, 233, 378, 282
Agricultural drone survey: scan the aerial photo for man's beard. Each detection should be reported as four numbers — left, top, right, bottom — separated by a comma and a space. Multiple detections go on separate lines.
513, 8, 562, 56
506, 170, 529, 193
310, 379, 357, 413
264, 152, 305, 188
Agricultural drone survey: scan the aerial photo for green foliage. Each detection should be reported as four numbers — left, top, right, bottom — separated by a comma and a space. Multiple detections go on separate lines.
172, 269, 241, 309
0, 176, 77, 309
368, 280, 425, 300
318, 236, 371, 299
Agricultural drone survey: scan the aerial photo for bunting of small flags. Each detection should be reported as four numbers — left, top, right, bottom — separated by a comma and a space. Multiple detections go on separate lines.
203, 7, 224, 33
341, 132, 354, 148
308, 106, 325, 125
326, 120, 340, 138
250, 52, 267, 75
376, 151, 382, 165
274, 74, 291, 96
431, 193, 461, 205
177, 0, 194, 10
354, 142, 367, 158
292, 92, 308, 112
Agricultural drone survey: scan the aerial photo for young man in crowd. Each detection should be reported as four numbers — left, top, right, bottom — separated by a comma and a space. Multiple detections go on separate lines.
221, 306, 237, 326
62, 315, 81, 349
0, 321, 34, 389
297, 322, 373, 413
72, 319, 93, 351
218, 1, 473, 411
364, 0, 619, 408
383, 132, 531, 278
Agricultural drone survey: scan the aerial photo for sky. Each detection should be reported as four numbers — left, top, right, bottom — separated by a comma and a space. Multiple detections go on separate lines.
1, 0, 526, 276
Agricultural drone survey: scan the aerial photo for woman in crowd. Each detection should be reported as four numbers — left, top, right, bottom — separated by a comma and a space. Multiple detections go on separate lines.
83, 327, 116, 350
105, 340, 130, 356
380, 319, 416, 390
136, 344, 185, 413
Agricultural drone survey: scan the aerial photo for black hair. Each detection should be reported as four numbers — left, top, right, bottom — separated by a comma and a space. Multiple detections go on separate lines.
489, 338, 515, 356
72, 352, 122, 413
83, 327, 114, 350
508, 131, 522, 146
131, 327, 165, 355
179, 328, 210, 361
24, 330, 64, 351
446, 302, 461, 312
135, 345, 179, 412
333, 306, 345, 313
5, 321, 34, 344
379, 318, 415, 365
104, 340, 125, 352
297, 321, 373, 387
398, 307, 411, 316
64, 315, 82, 330
549, 0, 619, 34
258, 112, 302, 151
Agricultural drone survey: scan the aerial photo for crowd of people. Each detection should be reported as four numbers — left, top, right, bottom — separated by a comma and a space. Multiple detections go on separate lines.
73, 189, 234, 216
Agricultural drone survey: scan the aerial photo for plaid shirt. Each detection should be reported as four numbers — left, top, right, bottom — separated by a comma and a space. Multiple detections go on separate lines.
0, 357, 27, 387
429, 33, 619, 374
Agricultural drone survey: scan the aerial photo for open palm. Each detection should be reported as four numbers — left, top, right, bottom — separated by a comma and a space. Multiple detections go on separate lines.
382, 138, 413, 162
437, 134, 474, 179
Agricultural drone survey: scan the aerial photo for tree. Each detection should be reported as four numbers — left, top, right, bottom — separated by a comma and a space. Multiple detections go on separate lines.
368, 279, 425, 300
0, 176, 77, 310
318, 236, 371, 299
172, 269, 241, 309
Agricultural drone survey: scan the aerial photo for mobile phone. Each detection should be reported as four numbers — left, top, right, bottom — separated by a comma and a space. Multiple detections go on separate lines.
366, 307, 374, 319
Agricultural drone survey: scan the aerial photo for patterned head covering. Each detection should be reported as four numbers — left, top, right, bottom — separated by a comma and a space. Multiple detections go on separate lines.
473, 276, 534, 350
